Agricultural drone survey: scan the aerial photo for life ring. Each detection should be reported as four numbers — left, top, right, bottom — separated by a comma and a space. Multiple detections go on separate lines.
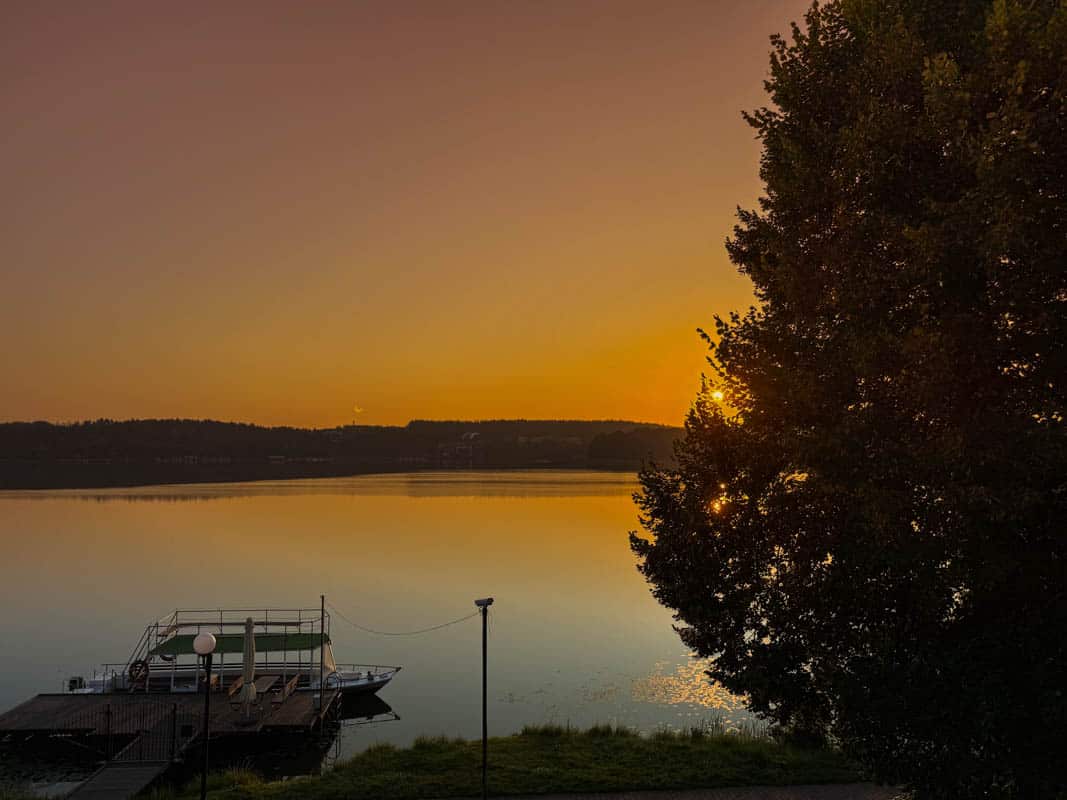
128, 659, 150, 687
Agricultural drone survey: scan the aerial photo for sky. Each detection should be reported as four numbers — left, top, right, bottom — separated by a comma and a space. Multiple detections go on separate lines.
2, 1, 809, 428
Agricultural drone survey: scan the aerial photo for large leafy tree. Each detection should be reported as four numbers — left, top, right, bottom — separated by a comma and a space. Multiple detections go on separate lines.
631, 1, 1066, 797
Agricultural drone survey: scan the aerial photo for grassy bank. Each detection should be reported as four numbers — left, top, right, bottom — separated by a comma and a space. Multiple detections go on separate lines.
157, 724, 862, 799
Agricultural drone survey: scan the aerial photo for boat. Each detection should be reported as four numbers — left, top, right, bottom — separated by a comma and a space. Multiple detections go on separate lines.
67, 604, 400, 700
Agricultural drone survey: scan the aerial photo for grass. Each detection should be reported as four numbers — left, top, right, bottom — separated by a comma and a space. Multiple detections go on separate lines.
155, 723, 863, 799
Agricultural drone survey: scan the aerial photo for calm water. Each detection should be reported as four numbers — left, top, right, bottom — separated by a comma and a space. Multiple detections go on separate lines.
0, 471, 749, 760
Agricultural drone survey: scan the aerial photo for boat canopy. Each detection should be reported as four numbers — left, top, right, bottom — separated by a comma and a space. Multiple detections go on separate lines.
150, 632, 331, 657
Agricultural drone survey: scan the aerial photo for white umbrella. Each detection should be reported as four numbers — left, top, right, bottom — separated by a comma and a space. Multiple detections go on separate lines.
238, 616, 257, 716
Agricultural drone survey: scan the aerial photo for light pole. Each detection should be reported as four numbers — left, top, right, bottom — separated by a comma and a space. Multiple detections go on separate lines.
194, 632, 217, 800
474, 597, 493, 800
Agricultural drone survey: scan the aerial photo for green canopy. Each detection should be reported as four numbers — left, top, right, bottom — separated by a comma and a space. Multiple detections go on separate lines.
149, 632, 330, 657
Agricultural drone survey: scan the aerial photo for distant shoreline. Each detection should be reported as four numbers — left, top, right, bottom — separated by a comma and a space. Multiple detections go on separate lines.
0, 418, 678, 491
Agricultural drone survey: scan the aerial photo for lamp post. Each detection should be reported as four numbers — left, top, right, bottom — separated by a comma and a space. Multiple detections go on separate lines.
193, 632, 217, 800
474, 597, 493, 800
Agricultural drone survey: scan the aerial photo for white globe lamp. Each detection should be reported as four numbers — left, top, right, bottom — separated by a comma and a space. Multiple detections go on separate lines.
193, 632, 217, 656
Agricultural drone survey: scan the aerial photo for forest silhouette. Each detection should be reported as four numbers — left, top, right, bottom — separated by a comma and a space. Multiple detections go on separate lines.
0, 418, 677, 489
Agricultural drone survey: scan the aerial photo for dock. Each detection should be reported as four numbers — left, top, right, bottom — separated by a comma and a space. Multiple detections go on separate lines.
69, 763, 171, 800
0, 603, 394, 798
0, 686, 343, 799
0, 687, 341, 736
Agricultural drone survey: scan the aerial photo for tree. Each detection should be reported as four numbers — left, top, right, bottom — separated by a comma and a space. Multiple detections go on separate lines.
630, 1, 1066, 797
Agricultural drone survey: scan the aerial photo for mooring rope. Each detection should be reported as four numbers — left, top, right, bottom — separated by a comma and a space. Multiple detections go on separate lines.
328, 602, 480, 637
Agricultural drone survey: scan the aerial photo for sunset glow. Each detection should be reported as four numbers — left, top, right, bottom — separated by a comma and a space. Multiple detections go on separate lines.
2, 1, 808, 427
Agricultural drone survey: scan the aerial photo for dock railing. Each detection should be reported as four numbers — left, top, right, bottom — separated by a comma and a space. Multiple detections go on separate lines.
47, 698, 201, 763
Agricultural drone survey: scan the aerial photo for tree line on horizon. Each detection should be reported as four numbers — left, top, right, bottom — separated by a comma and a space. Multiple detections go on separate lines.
0, 417, 679, 489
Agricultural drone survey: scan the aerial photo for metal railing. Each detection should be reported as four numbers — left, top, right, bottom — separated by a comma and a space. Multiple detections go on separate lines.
51, 700, 201, 763
105, 607, 332, 694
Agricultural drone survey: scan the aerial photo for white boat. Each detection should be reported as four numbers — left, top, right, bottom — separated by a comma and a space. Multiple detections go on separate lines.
68, 604, 400, 701
322, 666, 399, 696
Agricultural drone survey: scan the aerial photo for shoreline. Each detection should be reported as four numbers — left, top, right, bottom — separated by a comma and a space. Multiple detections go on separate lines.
0, 463, 642, 493
143, 725, 867, 799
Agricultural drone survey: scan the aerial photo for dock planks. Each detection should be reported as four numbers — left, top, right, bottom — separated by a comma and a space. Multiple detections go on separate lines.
68, 761, 169, 800
0, 684, 342, 737
3, 686, 344, 798
262, 690, 335, 730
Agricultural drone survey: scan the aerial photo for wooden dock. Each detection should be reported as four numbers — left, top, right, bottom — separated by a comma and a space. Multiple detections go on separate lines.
0, 686, 341, 737
68, 762, 170, 800
0, 684, 343, 798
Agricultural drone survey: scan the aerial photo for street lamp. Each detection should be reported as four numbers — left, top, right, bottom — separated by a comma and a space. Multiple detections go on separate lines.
194, 632, 217, 800
474, 598, 493, 800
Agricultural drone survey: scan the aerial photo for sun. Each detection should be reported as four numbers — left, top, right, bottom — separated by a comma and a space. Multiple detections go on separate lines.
711, 390, 725, 402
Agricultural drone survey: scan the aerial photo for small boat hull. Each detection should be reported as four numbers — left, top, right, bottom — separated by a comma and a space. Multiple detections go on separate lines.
309, 667, 400, 697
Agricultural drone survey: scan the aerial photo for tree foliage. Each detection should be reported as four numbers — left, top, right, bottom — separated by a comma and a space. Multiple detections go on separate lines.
631, 1, 1066, 796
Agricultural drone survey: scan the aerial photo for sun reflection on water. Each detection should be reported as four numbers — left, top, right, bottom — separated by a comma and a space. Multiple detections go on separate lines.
631, 657, 744, 712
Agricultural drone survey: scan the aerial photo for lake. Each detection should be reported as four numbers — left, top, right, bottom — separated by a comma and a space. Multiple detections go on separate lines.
0, 470, 749, 764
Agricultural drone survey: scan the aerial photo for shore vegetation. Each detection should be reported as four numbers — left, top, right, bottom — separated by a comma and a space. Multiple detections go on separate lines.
149, 724, 862, 799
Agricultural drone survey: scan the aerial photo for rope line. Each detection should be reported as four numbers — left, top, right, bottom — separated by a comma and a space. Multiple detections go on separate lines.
328, 602, 480, 637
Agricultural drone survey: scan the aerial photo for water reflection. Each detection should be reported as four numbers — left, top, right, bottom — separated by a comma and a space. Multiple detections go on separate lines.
339, 693, 399, 725
0, 471, 750, 759
1, 470, 638, 503
632, 657, 743, 711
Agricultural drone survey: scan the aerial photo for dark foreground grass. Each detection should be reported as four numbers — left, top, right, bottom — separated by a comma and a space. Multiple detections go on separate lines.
160, 724, 863, 799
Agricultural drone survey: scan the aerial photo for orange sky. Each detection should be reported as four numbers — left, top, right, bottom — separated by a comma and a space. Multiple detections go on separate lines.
1, 1, 808, 428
